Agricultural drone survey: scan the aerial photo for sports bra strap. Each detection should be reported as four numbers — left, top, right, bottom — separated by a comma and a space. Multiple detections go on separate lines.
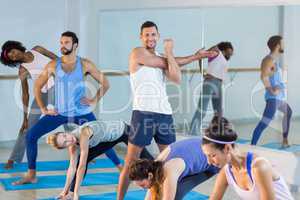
246, 152, 254, 183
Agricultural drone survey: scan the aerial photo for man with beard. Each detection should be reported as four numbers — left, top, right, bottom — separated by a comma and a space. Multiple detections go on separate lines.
251, 35, 292, 148
12, 31, 122, 185
189, 42, 234, 135
117, 21, 217, 200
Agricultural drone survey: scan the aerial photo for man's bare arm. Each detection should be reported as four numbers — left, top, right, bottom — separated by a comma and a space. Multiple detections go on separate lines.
163, 39, 181, 84
172, 50, 217, 67
82, 59, 110, 103
131, 47, 168, 70
261, 57, 280, 95
34, 60, 56, 113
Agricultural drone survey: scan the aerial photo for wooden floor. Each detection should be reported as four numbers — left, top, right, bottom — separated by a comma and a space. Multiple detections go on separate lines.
0, 119, 300, 200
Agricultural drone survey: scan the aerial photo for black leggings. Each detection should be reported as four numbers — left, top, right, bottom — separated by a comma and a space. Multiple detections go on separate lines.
70, 125, 153, 192
175, 170, 216, 200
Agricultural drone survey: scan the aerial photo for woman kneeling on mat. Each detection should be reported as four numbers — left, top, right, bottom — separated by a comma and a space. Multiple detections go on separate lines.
129, 138, 219, 200
47, 120, 152, 200
201, 117, 293, 200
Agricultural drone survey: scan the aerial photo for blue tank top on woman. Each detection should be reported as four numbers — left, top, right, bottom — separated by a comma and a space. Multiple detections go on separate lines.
55, 56, 91, 117
165, 138, 216, 181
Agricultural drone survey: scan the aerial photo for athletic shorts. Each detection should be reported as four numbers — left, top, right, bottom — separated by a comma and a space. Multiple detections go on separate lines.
128, 110, 176, 147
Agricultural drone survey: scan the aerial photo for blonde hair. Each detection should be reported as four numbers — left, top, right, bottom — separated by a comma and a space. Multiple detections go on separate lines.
46, 132, 64, 149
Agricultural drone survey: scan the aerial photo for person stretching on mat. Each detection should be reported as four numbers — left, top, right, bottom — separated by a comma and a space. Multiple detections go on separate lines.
202, 117, 294, 200
251, 35, 292, 148
129, 138, 219, 200
0, 41, 58, 169
47, 120, 153, 200
12, 31, 121, 185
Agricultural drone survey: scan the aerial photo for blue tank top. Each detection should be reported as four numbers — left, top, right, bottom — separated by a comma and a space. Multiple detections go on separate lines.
165, 138, 213, 181
228, 152, 254, 184
265, 56, 285, 101
55, 56, 91, 117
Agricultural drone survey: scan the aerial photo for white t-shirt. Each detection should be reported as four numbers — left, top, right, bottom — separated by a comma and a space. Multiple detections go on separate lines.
206, 51, 228, 80
71, 120, 125, 148
130, 52, 172, 114
224, 158, 294, 200
22, 50, 54, 93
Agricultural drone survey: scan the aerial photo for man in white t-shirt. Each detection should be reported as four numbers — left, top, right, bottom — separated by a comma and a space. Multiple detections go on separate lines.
117, 21, 217, 200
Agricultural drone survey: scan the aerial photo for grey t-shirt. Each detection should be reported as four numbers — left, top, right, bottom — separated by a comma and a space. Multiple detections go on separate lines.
71, 120, 125, 148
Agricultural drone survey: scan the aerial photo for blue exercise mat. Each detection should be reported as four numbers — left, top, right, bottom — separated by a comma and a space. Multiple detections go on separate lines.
236, 138, 250, 144
261, 142, 300, 152
0, 158, 120, 174
0, 172, 119, 191
40, 189, 209, 200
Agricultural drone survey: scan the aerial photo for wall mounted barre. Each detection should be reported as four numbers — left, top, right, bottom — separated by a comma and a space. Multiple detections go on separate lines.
0, 67, 260, 80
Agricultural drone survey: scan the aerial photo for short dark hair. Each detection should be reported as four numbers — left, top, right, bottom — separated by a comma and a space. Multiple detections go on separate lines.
217, 42, 233, 51
140, 21, 158, 34
61, 31, 79, 45
267, 35, 282, 51
0, 40, 26, 67
202, 116, 237, 150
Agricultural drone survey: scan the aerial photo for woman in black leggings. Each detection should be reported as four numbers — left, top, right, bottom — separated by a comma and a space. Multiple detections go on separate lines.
47, 120, 153, 200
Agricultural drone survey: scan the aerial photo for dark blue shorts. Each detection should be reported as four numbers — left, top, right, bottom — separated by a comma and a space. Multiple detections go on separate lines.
128, 110, 176, 147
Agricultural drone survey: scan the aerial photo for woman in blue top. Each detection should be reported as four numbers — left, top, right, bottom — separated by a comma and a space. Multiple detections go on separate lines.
129, 138, 218, 200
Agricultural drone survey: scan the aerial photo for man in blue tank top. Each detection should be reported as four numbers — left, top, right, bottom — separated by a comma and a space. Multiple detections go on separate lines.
251, 35, 292, 148
13, 31, 121, 185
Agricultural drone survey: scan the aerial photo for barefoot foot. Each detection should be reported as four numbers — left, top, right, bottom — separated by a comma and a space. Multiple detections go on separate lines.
12, 176, 37, 185
281, 138, 290, 149
4, 160, 14, 170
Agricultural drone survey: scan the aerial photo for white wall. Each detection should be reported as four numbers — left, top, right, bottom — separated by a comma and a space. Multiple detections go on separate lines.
0, 0, 66, 141
81, 0, 300, 62
98, 8, 205, 69
284, 6, 300, 115
0, 0, 299, 142
86, 6, 282, 125
79, 1, 299, 127
184, 6, 280, 123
